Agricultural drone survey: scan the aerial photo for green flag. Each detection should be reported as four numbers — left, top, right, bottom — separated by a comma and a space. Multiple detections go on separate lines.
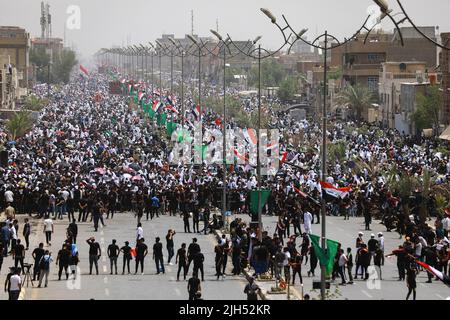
148, 109, 155, 119
177, 129, 191, 142
250, 190, 271, 215
166, 122, 177, 136
193, 144, 208, 160
157, 113, 167, 126
309, 234, 340, 277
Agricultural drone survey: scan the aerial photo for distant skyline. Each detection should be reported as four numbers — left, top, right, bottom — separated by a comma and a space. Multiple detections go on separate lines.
1, 0, 450, 61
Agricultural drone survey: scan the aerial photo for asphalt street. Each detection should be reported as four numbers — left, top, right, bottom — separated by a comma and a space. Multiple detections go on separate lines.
1, 212, 449, 300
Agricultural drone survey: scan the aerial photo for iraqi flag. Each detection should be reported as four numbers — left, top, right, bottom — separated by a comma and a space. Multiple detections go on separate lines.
138, 92, 145, 102
320, 181, 351, 199
165, 105, 179, 114
243, 128, 257, 146
280, 151, 288, 164
152, 100, 163, 113
191, 105, 201, 120
416, 260, 450, 286
80, 65, 89, 76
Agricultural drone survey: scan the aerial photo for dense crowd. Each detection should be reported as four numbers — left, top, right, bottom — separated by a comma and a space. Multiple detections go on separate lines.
0, 69, 448, 300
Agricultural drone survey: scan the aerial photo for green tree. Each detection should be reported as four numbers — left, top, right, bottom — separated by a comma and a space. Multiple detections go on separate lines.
30, 48, 51, 83
411, 85, 442, 135
248, 59, 286, 88
5, 111, 33, 141
336, 85, 374, 120
277, 77, 297, 101
52, 49, 78, 84
24, 95, 48, 111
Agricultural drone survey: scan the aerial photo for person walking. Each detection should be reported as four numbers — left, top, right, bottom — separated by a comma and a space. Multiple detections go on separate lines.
43, 217, 54, 246
291, 252, 303, 285
378, 232, 385, 266
6, 268, 21, 300
86, 237, 101, 275
244, 276, 261, 300
405, 261, 418, 300
32, 243, 45, 281
23, 218, 31, 250
67, 219, 78, 244
303, 210, 312, 234
38, 251, 53, 288
346, 248, 354, 284
12, 239, 25, 272
107, 239, 120, 275
214, 240, 224, 280
176, 243, 188, 281
153, 237, 164, 274
135, 238, 148, 275
192, 248, 205, 281
120, 241, 132, 274
338, 248, 348, 285
187, 272, 201, 300
166, 229, 175, 265
187, 238, 200, 273
56, 244, 70, 280
136, 223, 144, 244
183, 211, 191, 233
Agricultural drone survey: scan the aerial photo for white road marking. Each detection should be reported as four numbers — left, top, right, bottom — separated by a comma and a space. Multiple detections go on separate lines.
435, 294, 445, 300
105, 288, 110, 296
103, 265, 107, 272
175, 288, 181, 296
361, 290, 373, 298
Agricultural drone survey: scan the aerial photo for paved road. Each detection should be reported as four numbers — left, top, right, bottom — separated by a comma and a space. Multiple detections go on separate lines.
2, 212, 449, 300
254, 214, 450, 300
1, 213, 247, 300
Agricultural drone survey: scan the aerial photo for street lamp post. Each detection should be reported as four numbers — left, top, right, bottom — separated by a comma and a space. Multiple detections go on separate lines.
226, 9, 294, 241
279, 9, 373, 301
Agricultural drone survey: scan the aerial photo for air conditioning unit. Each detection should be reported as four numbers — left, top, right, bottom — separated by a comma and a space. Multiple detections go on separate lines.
416, 71, 424, 84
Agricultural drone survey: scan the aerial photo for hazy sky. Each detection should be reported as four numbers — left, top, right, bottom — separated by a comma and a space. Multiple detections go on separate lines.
1, 0, 450, 61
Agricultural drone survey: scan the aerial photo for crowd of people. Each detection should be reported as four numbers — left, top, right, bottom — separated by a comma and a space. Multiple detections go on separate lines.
0, 66, 448, 300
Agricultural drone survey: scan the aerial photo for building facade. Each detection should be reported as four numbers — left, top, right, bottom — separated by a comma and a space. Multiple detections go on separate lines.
378, 61, 427, 128
0, 26, 30, 91
440, 33, 450, 125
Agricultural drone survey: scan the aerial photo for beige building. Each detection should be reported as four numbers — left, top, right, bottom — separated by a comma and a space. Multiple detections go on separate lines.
0, 26, 30, 90
378, 61, 428, 128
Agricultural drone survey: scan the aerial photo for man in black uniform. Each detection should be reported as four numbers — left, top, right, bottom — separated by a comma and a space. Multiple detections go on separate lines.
176, 243, 188, 281
107, 239, 120, 275
56, 243, 70, 280
135, 238, 148, 274
187, 238, 200, 273
193, 249, 205, 281
153, 237, 165, 274
187, 272, 201, 300
32, 243, 45, 281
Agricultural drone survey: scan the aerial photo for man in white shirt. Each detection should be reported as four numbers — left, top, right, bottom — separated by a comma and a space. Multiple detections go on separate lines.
282, 248, 291, 282
8, 268, 22, 300
338, 249, 348, 285
136, 223, 144, 243
442, 214, 450, 239
303, 211, 312, 234
4, 189, 14, 205
43, 218, 54, 246
377, 232, 385, 266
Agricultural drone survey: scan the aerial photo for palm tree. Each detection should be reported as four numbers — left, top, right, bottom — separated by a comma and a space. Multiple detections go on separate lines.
337, 85, 374, 121
5, 111, 33, 141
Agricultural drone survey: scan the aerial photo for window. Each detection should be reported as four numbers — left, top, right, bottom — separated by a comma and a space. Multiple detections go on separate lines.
368, 77, 378, 92
368, 53, 378, 62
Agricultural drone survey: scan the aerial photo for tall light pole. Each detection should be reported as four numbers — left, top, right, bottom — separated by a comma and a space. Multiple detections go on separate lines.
187, 34, 203, 123
227, 8, 294, 241
155, 40, 164, 97
280, 8, 373, 301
